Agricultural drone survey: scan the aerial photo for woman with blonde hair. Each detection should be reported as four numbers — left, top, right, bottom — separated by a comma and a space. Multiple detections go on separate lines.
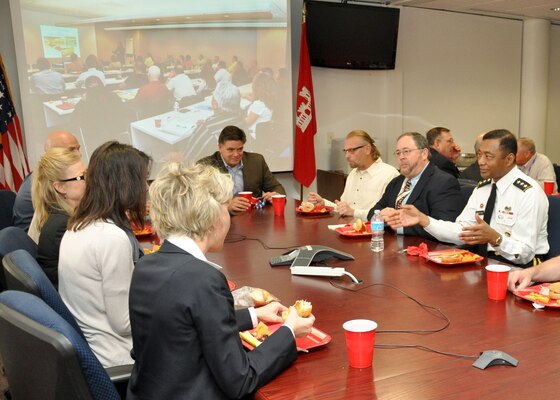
127, 163, 314, 399
31, 147, 86, 286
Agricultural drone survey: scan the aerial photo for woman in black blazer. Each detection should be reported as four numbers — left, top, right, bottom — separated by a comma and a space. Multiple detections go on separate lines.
127, 163, 314, 400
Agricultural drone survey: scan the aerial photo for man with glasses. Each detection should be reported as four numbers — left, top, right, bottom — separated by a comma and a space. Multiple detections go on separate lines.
398, 129, 548, 267
366, 132, 463, 240
307, 130, 398, 219
13, 130, 81, 236
426, 127, 461, 178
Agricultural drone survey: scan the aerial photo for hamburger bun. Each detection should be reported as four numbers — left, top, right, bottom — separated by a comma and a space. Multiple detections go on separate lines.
549, 282, 560, 300
281, 300, 313, 320
300, 201, 315, 212
353, 219, 365, 233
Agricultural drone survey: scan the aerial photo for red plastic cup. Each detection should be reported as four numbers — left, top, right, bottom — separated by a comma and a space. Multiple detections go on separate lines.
544, 181, 555, 195
271, 194, 286, 216
238, 191, 253, 211
342, 319, 377, 368
154, 118, 161, 128
485, 265, 511, 300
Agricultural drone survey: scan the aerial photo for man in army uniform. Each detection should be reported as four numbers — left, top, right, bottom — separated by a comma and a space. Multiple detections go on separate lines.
398, 129, 549, 268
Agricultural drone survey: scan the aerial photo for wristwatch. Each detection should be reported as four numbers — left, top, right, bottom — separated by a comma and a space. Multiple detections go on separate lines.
493, 234, 503, 247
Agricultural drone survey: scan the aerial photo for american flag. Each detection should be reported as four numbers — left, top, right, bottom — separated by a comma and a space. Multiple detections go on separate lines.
0, 53, 30, 191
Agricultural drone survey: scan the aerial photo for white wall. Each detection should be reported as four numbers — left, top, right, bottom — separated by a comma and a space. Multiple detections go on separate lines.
546, 24, 560, 163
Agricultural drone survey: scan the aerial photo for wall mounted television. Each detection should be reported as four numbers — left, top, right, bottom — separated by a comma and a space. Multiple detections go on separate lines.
305, 1, 400, 70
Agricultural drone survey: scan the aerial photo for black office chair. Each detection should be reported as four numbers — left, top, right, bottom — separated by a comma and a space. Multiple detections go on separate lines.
0, 226, 38, 291
0, 190, 16, 230
0, 291, 129, 400
2, 249, 84, 337
547, 195, 560, 259
554, 163, 560, 191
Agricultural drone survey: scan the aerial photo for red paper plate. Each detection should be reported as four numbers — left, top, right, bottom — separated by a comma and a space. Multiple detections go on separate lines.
423, 249, 483, 265
296, 205, 334, 215
335, 222, 372, 237
241, 323, 331, 351
514, 283, 560, 308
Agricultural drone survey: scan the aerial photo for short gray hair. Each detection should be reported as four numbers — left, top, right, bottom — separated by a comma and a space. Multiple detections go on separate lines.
149, 163, 233, 240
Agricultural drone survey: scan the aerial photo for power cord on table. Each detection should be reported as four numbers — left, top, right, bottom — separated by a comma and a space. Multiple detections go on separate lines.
329, 280, 479, 359
225, 233, 299, 251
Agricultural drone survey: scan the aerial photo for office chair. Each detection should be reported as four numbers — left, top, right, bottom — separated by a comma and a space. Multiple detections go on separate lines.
0, 290, 123, 400
2, 249, 84, 338
0, 226, 38, 291
553, 163, 560, 190
0, 190, 16, 230
547, 195, 560, 259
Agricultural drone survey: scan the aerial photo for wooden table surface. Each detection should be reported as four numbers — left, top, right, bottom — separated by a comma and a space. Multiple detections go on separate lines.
144, 200, 558, 399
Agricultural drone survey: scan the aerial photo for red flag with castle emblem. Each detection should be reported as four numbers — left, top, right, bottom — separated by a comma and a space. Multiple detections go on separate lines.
0, 53, 30, 191
293, 3, 317, 187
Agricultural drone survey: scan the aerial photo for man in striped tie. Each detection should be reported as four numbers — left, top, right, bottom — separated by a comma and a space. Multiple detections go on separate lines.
366, 132, 463, 240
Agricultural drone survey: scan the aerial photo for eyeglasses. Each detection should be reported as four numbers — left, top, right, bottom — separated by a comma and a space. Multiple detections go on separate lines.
342, 145, 366, 154
394, 148, 422, 157
59, 173, 86, 182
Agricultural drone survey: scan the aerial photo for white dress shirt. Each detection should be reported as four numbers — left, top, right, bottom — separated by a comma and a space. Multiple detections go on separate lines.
424, 167, 549, 265
324, 158, 399, 220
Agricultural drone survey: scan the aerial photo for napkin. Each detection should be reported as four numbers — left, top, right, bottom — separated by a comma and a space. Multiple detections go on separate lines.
406, 242, 428, 256
328, 224, 347, 231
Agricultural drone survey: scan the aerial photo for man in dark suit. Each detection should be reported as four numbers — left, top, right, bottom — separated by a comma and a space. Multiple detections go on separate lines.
367, 132, 463, 241
459, 131, 485, 183
426, 127, 461, 178
198, 125, 285, 213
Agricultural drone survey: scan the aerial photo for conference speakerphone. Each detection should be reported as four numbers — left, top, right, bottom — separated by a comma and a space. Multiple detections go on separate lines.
269, 245, 354, 267
290, 266, 360, 284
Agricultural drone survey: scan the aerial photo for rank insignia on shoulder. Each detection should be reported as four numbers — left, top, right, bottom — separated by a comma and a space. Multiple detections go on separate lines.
477, 179, 492, 188
513, 178, 532, 192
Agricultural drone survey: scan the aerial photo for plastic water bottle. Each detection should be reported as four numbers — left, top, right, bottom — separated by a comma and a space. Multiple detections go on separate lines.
173, 101, 179, 113
370, 210, 384, 252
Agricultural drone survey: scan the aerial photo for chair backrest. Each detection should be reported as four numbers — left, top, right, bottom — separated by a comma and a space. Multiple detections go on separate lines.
0, 190, 16, 230
554, 163, 560, 190
2, 249, 85, 338
458, 179, 477, 210
0, 291, 120, 400
0, 226, 38, 259
0, 226, 38, 291
547, 195, 560, 259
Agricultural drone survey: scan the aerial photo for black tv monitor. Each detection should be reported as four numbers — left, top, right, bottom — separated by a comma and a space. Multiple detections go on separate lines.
305, 1, 400, 70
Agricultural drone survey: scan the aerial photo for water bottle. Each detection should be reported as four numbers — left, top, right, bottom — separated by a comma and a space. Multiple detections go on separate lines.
173, 101, 179, 113
370, 210, 384, 252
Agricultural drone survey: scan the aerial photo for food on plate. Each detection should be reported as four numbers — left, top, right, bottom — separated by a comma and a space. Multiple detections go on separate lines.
299, 201, 316, 212
133, 227, 152, 236
352, 219, 366, 233
143, 244, 161, 254
252, 322, 272, 341
251, 288, 277, 307
431, 250, 480, 263
548, 282, 560, 300
525, 292, 550, 304
282, 300, 313, 320
239, 331, 262, 347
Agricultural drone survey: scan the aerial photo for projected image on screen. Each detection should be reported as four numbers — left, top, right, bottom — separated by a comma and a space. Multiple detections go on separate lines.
14, 0, 292, 176
40, 25, 80, 58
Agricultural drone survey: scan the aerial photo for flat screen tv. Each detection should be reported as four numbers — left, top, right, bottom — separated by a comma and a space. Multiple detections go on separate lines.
305, 1, 400, 70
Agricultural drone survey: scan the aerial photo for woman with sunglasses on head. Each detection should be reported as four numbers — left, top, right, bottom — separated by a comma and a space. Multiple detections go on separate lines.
31, 147, 86, 287
58, 141, 151, 368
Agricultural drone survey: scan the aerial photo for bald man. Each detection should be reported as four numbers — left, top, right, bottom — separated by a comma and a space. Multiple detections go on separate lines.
459, 132, 485, 182
13, 131, 81, 232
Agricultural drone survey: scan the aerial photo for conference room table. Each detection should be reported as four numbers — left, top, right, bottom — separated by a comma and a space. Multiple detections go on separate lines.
142, 199, 559, 399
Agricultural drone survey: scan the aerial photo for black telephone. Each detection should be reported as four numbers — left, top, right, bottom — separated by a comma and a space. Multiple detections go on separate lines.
269, 245, 354, 267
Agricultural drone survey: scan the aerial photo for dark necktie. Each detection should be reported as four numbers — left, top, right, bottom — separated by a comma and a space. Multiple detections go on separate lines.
395, 179, 412, 209
478, 183, 497, 257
